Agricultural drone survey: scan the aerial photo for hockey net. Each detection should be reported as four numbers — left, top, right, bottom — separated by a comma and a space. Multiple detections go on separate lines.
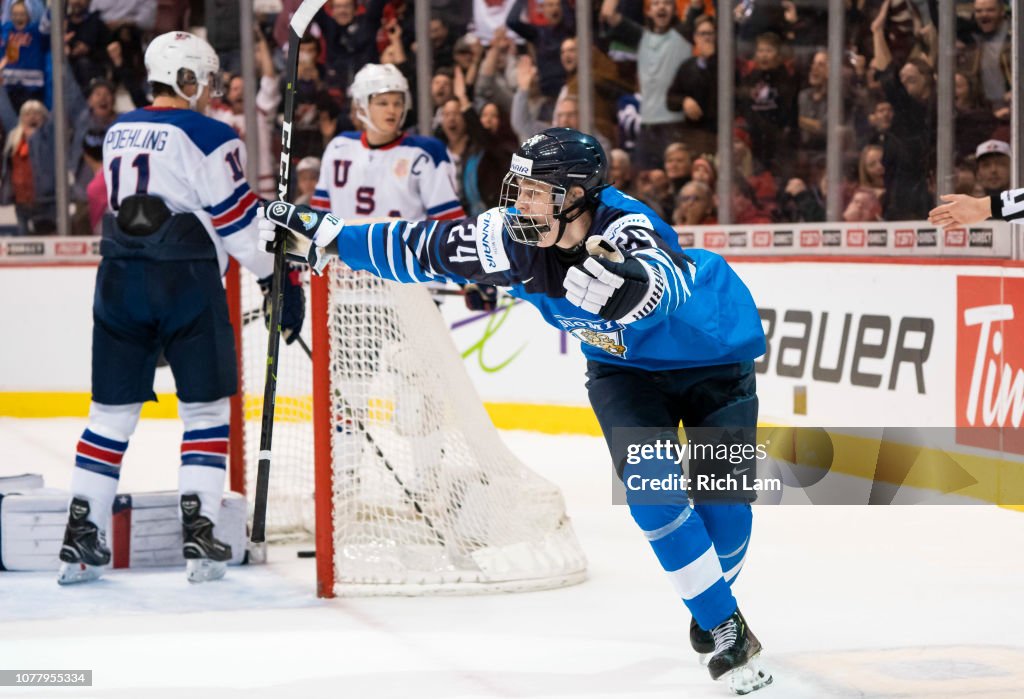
228, 250, 587, 597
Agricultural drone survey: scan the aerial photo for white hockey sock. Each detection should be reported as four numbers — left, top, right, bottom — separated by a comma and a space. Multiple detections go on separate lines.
70, 402, 142, 531
178, 399, 230, 524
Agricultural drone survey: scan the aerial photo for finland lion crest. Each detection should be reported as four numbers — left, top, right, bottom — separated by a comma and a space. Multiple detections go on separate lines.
554, 315, 628, 358
297, 211, 318, 231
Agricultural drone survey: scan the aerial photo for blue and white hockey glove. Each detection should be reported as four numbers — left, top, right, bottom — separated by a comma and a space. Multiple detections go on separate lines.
463, 283, 499, 312
257, 201, 345, 275
257, 264, 306, 344
563, 238, 665, 324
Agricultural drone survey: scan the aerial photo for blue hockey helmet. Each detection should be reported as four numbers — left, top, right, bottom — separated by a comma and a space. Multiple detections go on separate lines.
500, 127, 609, 246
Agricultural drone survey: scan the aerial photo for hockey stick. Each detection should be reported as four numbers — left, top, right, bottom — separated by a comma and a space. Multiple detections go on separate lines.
250, 0, 323, 544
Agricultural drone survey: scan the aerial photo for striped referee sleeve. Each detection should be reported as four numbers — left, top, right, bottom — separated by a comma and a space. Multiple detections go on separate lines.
994, 188, 1024, 221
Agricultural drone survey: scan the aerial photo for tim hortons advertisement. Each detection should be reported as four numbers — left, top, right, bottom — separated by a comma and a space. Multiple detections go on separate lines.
956, 275, 1024, 453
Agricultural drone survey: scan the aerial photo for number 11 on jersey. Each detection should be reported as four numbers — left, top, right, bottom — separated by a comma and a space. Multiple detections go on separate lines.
108, 153, 151, 209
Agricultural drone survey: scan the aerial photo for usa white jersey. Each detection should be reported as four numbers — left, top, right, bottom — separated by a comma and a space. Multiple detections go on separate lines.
102, 107, 272, 278
208, 75, 282, 200
310, 132, 465, 222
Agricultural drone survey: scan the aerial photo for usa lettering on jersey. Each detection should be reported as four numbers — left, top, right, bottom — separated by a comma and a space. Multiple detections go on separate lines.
311, 132, 465, 222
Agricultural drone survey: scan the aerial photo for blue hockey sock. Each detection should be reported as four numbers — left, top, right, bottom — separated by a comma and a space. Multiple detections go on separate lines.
623, 455, 737, 631
694, 501, 752, 585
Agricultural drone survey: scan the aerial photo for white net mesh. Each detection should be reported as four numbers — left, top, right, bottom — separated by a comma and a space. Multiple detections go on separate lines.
239, 262, 587, 595
238, 269, 317, 537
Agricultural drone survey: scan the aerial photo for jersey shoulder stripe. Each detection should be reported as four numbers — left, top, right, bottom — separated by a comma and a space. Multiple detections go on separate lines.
311, 189, 331, 210
427, 200, 464, 219
400, 134, 451, 166
114, 108, 239, 156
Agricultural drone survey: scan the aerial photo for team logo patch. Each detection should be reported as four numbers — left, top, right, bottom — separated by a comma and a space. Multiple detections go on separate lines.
297, 211, 318, 231
554, 315, 628, 358
575, 328, 626, 356
393, 159, 410, 178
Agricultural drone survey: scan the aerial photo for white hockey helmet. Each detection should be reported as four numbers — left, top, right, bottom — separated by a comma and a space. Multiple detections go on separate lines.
349, 63, 410, 136
145, 31, 222, 109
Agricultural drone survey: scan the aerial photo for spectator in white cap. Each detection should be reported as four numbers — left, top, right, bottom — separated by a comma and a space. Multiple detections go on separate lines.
975, 139, 1011, 197
928, 140, 1020, 228
294, 156, 322, 206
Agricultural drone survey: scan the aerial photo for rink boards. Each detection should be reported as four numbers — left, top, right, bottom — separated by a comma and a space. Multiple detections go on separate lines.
3, 224, 1024, 498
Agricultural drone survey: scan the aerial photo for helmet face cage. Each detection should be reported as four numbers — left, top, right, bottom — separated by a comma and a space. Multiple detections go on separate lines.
499, 173, 567, 245
177, 67, 223, 100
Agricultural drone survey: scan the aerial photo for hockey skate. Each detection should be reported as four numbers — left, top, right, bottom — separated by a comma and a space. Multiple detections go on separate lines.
707, 609, 773, 695
57, 497, 110, 585
181, 494, 232, 583
690, 616, 716, 665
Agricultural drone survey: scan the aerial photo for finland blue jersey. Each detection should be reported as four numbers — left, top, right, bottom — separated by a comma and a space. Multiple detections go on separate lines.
333, 187, 765, 370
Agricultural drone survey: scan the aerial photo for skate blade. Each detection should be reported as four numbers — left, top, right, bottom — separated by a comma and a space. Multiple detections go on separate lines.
57, 562, 104, 585
186, 559, 227, 583
722, 657, 773, 696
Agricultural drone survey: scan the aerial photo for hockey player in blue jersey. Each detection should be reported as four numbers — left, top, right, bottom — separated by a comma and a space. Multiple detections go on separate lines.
57, 31, 304, 585
259, 127, 771, 693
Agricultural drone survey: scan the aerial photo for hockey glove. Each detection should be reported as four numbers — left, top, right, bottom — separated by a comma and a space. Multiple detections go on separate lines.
463, 283, 499, 312
563, 238, 665, 324
257, 201, 345, 275
257, 264, 306, 344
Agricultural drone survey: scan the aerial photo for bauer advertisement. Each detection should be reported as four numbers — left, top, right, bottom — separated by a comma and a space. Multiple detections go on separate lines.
441, 259, 1024, 435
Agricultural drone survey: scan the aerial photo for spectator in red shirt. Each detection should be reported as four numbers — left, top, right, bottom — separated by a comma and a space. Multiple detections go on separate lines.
731, 175, 772, 224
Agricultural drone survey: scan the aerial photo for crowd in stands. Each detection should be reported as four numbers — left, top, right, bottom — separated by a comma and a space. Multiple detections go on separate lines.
0, 0, 1013, 235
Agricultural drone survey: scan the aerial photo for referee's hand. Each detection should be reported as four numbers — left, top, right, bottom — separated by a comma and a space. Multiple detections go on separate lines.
927, 194, 992, 230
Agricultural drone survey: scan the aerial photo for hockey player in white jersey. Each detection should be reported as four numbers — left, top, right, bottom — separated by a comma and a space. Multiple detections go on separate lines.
310, 63, 465, 222
57, 31, 305, 585
312, 63, 496, 310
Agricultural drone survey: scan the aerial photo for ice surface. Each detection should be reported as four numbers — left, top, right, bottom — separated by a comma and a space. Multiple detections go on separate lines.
2, 418, 1023, 698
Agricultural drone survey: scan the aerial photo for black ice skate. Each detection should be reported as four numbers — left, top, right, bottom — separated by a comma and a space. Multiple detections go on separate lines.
57, 497, 110, 585
690, 616, 716, 664
181, 494, 232, 583
707, 608, 773, 695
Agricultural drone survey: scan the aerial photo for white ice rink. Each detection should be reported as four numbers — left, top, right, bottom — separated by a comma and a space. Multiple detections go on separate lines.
2, 418, 1024, 698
